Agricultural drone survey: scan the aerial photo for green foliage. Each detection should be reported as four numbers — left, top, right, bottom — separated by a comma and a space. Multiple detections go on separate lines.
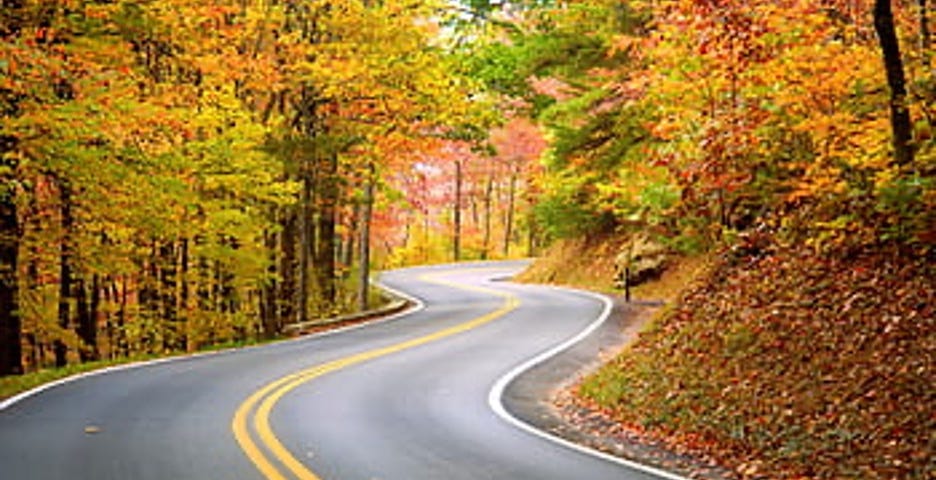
461, 42, 530, 98
874, 171, 935, 244
524, 32, 610, 81
535, 169, 609, 239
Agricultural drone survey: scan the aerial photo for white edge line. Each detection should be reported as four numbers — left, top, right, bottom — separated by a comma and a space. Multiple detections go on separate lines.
0, 276, 426, 412
487, 284, 690, 480
1, 264, 688, 480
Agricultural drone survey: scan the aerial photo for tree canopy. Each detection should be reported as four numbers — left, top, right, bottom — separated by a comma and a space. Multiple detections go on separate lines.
2, 0, 933, 390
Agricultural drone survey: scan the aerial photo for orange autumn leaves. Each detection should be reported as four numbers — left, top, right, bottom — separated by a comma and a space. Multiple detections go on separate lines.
537, 0, 933, 244
0, 0, 489, 373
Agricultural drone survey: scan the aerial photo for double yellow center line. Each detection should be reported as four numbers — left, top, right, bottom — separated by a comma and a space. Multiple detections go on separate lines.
231, 271, 520, 480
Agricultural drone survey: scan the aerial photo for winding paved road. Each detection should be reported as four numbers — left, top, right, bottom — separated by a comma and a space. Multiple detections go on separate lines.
0, 262, 671, 480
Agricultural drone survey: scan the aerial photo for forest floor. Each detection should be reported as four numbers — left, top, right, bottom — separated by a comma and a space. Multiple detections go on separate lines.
518, 235, 934, 479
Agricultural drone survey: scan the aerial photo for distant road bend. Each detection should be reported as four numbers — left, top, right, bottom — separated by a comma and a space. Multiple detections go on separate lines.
0, 262, 674, 480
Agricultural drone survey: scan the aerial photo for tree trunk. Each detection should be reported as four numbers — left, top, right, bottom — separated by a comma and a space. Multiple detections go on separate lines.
23, 194, 41, 367
0, 176, 21, 375
117, 277, 129, 357
527, 210, 537, 257
279, 207, 298, 325
159, 241, 179, 351
420, 173, 430, 262
403, 219, 410, 249
196, 251, 212, 313
503, 170, 516, 257
261, 226, 279, 338
453, 159, 462, 262
316, 152, 338, 305
1, 1, 25, 375
179, 238, 189, 350
298, 169, 312, 325
90, 274, 100, 356
423, 213, 430, 263
76, 277, 98, 362
196, 257, 216, 346
357, 163, 374, 312
342, 204, 356, 275
921, 0, 931, 69
103, 277, 114, 359
874, 0, 915, 167
54, 181, 74, 368
482, 175, 493, 260
217, 239, 239, 317
140, 242, 159, 320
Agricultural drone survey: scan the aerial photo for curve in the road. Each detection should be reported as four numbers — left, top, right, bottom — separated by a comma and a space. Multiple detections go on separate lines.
0, 263, 687, 480
232, 270, 520, 480
0, 279, 426, 415
489, 284, 688, 480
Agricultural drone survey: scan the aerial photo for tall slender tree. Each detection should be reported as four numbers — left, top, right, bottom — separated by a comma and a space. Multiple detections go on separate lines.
0, 144, 20, 375
875, 0, 916, 167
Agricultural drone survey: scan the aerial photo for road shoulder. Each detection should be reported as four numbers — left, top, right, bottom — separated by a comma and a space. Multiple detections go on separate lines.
501, 296, 736, 480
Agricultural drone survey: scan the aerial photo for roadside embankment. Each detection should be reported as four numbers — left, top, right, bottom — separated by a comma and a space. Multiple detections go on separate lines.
524, 234, 934, 479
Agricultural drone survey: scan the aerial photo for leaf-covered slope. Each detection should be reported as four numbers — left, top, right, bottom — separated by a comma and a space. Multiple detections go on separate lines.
515, 234, 705, 302
515, 235, 620, 291
577, 239, 934, 479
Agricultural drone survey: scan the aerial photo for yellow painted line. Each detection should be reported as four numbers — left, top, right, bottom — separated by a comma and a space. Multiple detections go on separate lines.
232, 269, 519, 480
233, 370, 308, 480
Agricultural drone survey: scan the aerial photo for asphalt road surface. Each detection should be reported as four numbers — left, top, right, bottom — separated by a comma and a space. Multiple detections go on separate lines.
0, 262, 671, 480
